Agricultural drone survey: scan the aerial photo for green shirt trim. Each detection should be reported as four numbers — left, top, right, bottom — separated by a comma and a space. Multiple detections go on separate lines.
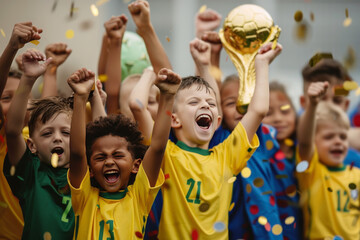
176, 141, 210, 156
99, 188, 128, 200
326, 165, 346, 172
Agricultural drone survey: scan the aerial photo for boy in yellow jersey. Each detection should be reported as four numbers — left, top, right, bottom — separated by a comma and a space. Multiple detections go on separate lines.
157, 42, 282, 239
297, 81, 360, 239
67, 67, 181, 239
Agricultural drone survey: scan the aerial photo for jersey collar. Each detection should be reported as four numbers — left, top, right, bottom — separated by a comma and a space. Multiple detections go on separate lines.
176, 141, 210, 156
99, 188, 128, 200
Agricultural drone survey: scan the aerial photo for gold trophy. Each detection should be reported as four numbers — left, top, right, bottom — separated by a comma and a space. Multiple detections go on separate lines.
219, 4, 281, 114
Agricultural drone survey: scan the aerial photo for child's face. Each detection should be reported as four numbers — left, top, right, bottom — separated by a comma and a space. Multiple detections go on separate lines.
172, 85, 221, 147
221, 80, 243, 131
89, 135, 140, 192
315, 121, 349, 167
0, 77, 20, 117
28, 112, 71, 168
263, 91, 296, 141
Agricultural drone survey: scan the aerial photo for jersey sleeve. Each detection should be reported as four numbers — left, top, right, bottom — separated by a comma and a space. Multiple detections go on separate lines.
68, 168, 92, 214
132, 164, 165, 214
214, 121, 259, 175
295, 146, 319, 189
3, 146, 37, 199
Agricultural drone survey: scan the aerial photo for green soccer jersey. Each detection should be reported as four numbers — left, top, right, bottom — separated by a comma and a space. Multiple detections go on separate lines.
4, 147, 74, 240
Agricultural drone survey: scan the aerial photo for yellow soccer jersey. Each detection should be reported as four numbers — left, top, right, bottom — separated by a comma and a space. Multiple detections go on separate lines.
158, 122, 259, 240
296, 148, 360, 240
69, 164, 164, 240
0, 126, 28, 239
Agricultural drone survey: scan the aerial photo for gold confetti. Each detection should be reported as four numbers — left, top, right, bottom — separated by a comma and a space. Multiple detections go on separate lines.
98, 74, 108, 82
284, 138, 294, 147
345, 8, 349, 18
199, 202, 210, 212
166, 36, 170, 42
43, 232, 52, 240
285, 216, 295, 225
309, 52, 333, 67
209, 66, 222, 81
272, 224, 283, 235
295, 22, 308, 41
199, 5, 207, 14
253, 177, 264, 188
90, 4, 99, 17
30, 40, 40, 45
38, 82, 44, 94
280, 104, 290, 111
294, 10, 303, 22
261, 190, 273, 195
65, 29, 74, 39
229, 202, 235, 211
96, 0, 109, 7
343, 46, 356, 70
227, 176, 237, 184
241, 167, 251, 178
343, 81, 358, 91
0, 28, 5, 37
10, 166, 16, 176
265, 140, 273, 150
310, 12, 314, 21
258, 216, 268, 225
334, 85, 349, 96
246, 183, 252, 193
343, 18, 352, 27
355, 87, 360, 96
51, 153, 59, 168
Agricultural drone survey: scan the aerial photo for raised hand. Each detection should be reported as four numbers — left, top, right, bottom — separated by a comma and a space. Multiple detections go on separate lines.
9, 22, 42, 50
195, 9, 222, 39
128, 0, 151, 32
45, 43, 72, 67
22, 49, 51, 79
307, 81, 329, 105
255, 42, 283, 65
104, 15, 128, 40
155, 68, 181, 95
190, 38, 211, 66
201, 31, 222, 57
67, 68, 95, 97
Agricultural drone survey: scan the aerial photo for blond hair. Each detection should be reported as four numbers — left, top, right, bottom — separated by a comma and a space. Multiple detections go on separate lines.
316, 101, 350, 131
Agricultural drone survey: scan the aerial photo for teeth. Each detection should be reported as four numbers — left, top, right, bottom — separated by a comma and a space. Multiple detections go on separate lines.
105, 170, 118, 174
197, 114, 211, 120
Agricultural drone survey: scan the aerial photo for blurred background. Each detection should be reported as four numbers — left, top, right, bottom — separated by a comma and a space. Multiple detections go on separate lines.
0, 0, 359, 112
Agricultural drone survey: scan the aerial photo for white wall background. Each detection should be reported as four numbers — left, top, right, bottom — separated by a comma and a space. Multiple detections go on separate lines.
0, 0, 359, 112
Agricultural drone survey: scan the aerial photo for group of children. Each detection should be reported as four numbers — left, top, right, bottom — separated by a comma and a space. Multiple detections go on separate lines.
0, 1, 359, 239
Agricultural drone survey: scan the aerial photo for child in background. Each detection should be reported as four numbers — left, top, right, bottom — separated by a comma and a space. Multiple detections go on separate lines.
300, 58, 360, 168
157, 42, 281, 239
67, 67, 180, 239
0, 22, 42, 239
297, 81, 360, 239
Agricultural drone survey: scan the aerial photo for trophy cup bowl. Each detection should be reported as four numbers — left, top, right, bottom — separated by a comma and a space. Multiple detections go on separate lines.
219, 4, 281, 114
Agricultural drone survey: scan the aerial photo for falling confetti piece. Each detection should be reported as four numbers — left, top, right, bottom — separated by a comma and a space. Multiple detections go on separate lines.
229, 202, 235, 211
38, 82, 44, 94
30, 40, 40, 45
343, 46, 356, 70
309, 52, 333, 67
209, 66, 222, 81
213, 221, 226, 232
0, 201, 8, 208
275, 151, 285, 160
65, 29, 74, 39
166, 110, 172, 117
349, 183, 356, 190
43, 232, 52, 240
345, 8, 349, 18
96, 0, 109, 7
310, 12, 314, 21
228, 176, 236, 183
51, 153, 59, 168
241, 167, 251, 178
276, 174, 287, 180
90, 4, 99, 17
284, 138, 294, 147
356, 88, 360, 96
280, 104, 290, 111
52, 0, 58, 12
199, 202, 210, 212
295, 22, 308, 41
333, 236, 344, 240
70, 1, 75, 17
246, 184, 252, 193
285, 185, 297, 197
10, 166, 16, 176
265, 140, 273, 150
343, 18, 352, 27
135, 231, 143, 238
343, 81, 358, 91
270, 195, 275, 206
250, 205, 259, 215
327, 187, 333, 192
98, 74, 108, 82
166, 36, 170, 42
0, 29, 5, 37
191, 229, 198, 240
258, 216, 268, 225
296, 160, 309, 172
199, 5, 207, 14
285, 216, 295, 225
253, 178, 264, 188
334, 85, 349, 96
294, 10, 303, 22
265, 222, 271, 231
272, 224, 283, 235
350, 189, 358, 200
262, 190, 273, 195
164, 173, 170, 180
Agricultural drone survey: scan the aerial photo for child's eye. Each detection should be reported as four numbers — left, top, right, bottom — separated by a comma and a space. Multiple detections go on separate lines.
0, 95, 11, 102
189, 101, 197, 105
113, 154, 124, 159
62, 131, 70, 136
41, 132, 52, 137
225, 101, 235, 107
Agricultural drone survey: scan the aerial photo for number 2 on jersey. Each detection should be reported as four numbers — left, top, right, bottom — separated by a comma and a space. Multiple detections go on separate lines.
186, 178, 201, 204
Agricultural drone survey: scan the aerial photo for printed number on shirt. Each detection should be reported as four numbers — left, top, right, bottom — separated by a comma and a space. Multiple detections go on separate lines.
61, 196, 72, 223
336, 190, 350, 212
99, 219, 115, 240
186, 178, 201, 204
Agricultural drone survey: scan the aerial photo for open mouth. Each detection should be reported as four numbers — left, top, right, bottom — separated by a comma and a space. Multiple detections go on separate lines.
51, 147, 64, 156
196, 114, 212, 129
330, 149, 343, 155
104, 170, 120, 184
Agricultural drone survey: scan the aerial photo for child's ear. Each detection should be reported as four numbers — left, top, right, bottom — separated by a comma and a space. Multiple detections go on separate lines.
171, 113, 181, 128
216, 115, 222, 129
26, 138, 37, 154
131, 158, 141, 174
89, 168, 94, 177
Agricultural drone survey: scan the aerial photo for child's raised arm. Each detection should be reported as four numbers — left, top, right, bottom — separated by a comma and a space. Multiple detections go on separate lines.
297, 81, 329, 161
241, 42, 282, 141
67, 68, 95, 188
90, 79, 107, 120
128, 0, 172, 73
103, 15, 128, 114
0, 22, 42, 97
42, 42, 72, 98
142, 68, 181, 187
129, 68, 157, 144
5, 50, 51, 166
